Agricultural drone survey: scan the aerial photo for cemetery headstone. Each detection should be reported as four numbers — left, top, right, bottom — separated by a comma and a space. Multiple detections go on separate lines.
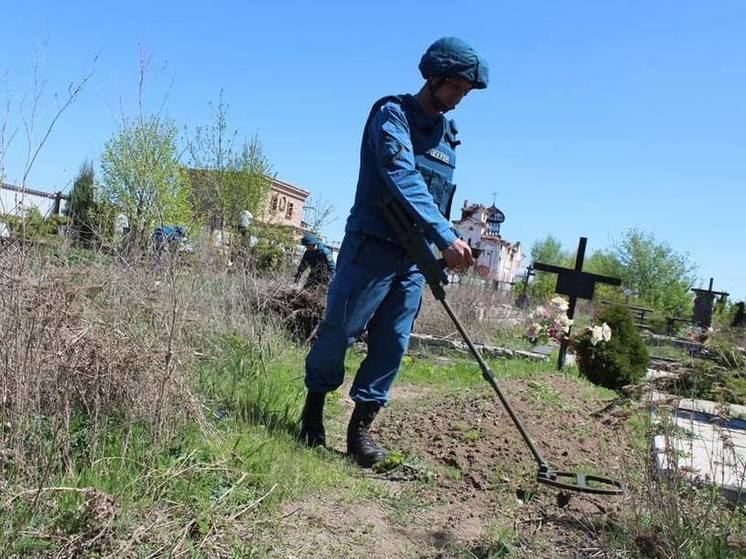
691, 278, 728, 329
732, 302, 745, 328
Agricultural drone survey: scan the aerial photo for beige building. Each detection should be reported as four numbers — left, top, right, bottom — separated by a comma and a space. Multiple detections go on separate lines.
189, 170, 312, 234
452, 201, 523, 288
263, 177, 311, 231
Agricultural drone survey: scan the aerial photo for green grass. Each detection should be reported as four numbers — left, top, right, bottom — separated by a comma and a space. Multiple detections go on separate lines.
395, 351, 621, 408
525, 379, 574, 411
4, 337, 591, 555
0, 334, 359, 556
646, 342, 693, 362
5, 328, 741, 557
396, 352, 558, 390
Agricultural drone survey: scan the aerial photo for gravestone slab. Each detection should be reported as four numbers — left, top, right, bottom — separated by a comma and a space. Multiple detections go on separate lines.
645, 368, 678, 381
408, 333, 549, 362
530, 344, 556, 356
651, 397, 746, 503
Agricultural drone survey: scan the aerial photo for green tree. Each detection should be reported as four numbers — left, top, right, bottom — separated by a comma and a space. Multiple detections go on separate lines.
100, 114, 192, 248
607, 228, 696, 314
585, 249, 626, 304
187, 93, 273, 232
250, 223, 296, 273
528, 236, 572, 301
64, 161, 97, 244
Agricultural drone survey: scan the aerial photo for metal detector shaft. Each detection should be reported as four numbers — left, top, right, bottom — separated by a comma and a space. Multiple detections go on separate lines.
380, 196, 546, 464
380, 196, 625, 495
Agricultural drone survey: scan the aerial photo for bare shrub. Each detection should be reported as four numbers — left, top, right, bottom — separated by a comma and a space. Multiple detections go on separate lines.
414, 280, 527, 346
0, 242, 198, 481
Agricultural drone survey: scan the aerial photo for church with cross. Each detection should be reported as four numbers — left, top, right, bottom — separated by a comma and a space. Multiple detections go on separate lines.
451, 197, 523, 289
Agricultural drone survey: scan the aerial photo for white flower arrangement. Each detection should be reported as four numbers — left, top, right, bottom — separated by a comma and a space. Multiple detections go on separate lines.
589, 322, 612, 346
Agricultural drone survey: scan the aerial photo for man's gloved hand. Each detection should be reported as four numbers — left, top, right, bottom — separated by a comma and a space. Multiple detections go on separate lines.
442, 239, 474, 272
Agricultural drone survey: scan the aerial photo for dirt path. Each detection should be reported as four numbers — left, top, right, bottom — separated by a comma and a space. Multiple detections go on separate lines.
275, 374, 637, 558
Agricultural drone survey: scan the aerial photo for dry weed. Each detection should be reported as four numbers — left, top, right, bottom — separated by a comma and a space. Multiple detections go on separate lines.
415, 279, 527, 346
0, 242, 199, 482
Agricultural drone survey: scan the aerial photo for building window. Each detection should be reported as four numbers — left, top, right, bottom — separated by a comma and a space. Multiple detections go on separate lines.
271, 194, 278, 212
279, 196, 287, 211
286, 202, 294, 220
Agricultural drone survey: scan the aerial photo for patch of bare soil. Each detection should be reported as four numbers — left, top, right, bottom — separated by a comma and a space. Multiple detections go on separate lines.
277, 375, 637, 558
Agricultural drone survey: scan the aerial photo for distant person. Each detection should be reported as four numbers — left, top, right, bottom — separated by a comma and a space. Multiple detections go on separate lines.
298, 37, 487, 468
294, 233, 336, 291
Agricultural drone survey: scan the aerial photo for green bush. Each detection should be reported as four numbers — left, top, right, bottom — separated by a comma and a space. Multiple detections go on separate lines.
249, 223, 295, 273
4, 207, 66, 240
646, 312, 670, 335
573, 305, 649, 391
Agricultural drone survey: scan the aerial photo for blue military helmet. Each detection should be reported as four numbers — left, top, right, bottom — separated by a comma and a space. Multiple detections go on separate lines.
419, 37, 489, 90
301, 233, 319, 246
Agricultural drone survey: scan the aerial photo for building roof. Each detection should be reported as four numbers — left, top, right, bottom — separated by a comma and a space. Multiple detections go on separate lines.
1, 182, 67, 200
270, 177, 311, 199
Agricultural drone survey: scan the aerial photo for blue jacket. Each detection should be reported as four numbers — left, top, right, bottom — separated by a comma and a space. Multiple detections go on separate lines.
345, 94, 459, 250
295, 243, 336, 285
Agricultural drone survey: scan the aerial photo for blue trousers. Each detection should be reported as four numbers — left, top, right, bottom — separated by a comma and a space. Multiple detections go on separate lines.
305, 231, 424, 404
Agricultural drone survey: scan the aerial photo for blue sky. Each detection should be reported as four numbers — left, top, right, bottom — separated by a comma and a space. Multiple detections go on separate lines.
2, 1, 744, 298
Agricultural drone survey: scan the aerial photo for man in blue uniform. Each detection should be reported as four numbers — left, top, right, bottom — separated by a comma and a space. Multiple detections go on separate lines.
299, 37, 489, 467
295, 233, 336, 291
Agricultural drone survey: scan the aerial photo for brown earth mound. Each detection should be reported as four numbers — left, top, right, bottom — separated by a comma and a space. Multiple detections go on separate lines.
278, 375, 637, 558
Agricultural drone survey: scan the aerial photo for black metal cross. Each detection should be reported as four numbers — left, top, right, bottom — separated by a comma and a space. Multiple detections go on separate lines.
533, 237, 622, 370
515, 264, 535, 308
691, 277, 729, 329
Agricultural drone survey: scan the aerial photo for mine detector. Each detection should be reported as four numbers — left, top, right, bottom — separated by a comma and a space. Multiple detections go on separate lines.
381, 196, 625, 496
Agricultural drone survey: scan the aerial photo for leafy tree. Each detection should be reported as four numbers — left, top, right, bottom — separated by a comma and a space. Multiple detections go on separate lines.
187, 93, 273, 232
250, 223, 295, 272
64, 161, 97, 244
527, 236, 572, 301
605, 229, 696, 314
524, 230, 697, 315
100, 114, 192, 249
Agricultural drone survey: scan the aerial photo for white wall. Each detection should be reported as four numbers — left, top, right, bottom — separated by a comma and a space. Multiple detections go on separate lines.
0, 188, 58, 217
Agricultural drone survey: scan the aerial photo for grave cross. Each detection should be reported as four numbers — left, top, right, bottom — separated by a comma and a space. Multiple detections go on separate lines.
691, 278, 729, 329
533, 237, 622, 370
515, 264, 535, 308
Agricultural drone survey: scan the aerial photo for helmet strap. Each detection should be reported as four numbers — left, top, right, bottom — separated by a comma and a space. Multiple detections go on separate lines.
427, 78, 451, 113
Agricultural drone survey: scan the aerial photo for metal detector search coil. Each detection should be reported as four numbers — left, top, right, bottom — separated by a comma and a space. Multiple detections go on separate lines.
538, 465, 625, 495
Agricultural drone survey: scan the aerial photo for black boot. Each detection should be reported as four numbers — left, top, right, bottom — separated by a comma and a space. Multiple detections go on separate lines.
347, 401, 388, 468
299, 391, 326, 447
